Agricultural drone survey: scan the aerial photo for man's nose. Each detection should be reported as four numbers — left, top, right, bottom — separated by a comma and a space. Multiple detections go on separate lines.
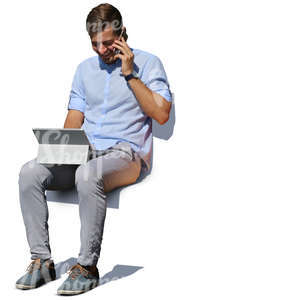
98, 43, 108, 54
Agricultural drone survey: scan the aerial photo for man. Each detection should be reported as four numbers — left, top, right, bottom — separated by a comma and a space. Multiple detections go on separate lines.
16, 3, 172, 295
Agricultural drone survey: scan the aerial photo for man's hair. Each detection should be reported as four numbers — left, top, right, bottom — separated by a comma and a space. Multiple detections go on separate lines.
86, 3, 128, 40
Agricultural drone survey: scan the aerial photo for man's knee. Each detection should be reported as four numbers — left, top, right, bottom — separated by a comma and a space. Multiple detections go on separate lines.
19, 159, 47, 191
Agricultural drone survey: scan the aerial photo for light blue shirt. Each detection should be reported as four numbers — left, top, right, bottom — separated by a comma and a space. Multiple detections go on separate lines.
68, 48, 172, 171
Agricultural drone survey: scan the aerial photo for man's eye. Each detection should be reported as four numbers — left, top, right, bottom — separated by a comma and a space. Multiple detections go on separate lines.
92, 41, 113, 47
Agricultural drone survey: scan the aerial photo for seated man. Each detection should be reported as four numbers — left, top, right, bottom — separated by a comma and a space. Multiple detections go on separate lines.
16, 2, 172, 296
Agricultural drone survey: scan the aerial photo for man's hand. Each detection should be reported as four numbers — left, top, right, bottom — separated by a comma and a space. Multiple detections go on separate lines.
113, 37, 134, 76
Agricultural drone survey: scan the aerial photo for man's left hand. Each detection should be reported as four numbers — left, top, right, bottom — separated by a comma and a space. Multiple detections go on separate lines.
113, 37, 134, 76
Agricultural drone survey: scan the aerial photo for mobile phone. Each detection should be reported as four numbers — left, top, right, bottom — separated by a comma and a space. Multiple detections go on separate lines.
114, 27, 124, 55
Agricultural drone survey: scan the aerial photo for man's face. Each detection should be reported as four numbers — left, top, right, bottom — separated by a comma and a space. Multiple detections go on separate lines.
91, 26, 120, 64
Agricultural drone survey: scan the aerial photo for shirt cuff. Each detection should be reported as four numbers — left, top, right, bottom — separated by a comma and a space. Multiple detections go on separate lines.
153, 89, 172, 102
68, 97, 86, 113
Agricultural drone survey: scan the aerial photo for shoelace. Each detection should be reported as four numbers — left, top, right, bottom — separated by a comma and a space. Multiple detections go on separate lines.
67, 264, 90, 280
26, 258, 42, 274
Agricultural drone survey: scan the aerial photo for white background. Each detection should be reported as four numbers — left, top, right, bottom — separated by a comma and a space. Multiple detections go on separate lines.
0, 0, 300, 299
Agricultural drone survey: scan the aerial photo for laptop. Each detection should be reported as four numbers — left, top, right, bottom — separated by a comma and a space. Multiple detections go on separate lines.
32, 128, 94, 165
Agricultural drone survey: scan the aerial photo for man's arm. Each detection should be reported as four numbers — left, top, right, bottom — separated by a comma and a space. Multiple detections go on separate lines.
113, 37, 172, 125
127, 78, 171, 125
64, 109, 84, 128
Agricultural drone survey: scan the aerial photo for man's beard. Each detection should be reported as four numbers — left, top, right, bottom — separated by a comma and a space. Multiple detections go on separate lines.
100, 53, 117, 64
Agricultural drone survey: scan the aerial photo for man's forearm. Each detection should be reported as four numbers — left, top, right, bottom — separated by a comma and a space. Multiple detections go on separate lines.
64, 119, 82, 128
63, 110, 84, 128
128, 78, 170, 125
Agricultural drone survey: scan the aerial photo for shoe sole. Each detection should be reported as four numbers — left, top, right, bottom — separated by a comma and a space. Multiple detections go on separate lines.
16, 283, 36, 290
57, 290, 85, 295
57, 282, 98, 295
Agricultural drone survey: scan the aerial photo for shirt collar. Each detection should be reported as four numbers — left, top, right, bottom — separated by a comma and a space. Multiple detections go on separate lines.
97, 47, 134, 71
98, 55, 121, 71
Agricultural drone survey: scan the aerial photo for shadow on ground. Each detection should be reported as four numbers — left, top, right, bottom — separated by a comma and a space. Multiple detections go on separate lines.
55, 257, 143, 286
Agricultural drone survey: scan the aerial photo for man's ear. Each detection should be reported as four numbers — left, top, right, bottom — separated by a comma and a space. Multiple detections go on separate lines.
123, 26, 128, 41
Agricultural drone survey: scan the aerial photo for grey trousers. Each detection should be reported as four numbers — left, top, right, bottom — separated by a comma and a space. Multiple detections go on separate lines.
18, 142, 142, 266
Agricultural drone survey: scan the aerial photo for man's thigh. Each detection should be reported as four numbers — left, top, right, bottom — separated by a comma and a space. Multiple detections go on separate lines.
79, 142, 142, 193
20, 158, 78, 191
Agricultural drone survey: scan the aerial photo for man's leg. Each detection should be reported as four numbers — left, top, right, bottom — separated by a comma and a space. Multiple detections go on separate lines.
18, 158, 78, 260
75, 142, 142, 266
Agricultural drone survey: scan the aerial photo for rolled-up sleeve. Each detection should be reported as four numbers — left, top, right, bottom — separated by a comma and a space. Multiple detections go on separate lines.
143, 55, 172, 102
68, 63, 86, 113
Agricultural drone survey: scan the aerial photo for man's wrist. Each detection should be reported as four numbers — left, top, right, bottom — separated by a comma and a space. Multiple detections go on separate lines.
124, 70, 139, 82
123, 71, 132, 76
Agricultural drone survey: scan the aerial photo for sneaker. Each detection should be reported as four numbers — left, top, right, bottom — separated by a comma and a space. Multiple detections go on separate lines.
57, 264, 99, 295
16, 258, 56, 290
